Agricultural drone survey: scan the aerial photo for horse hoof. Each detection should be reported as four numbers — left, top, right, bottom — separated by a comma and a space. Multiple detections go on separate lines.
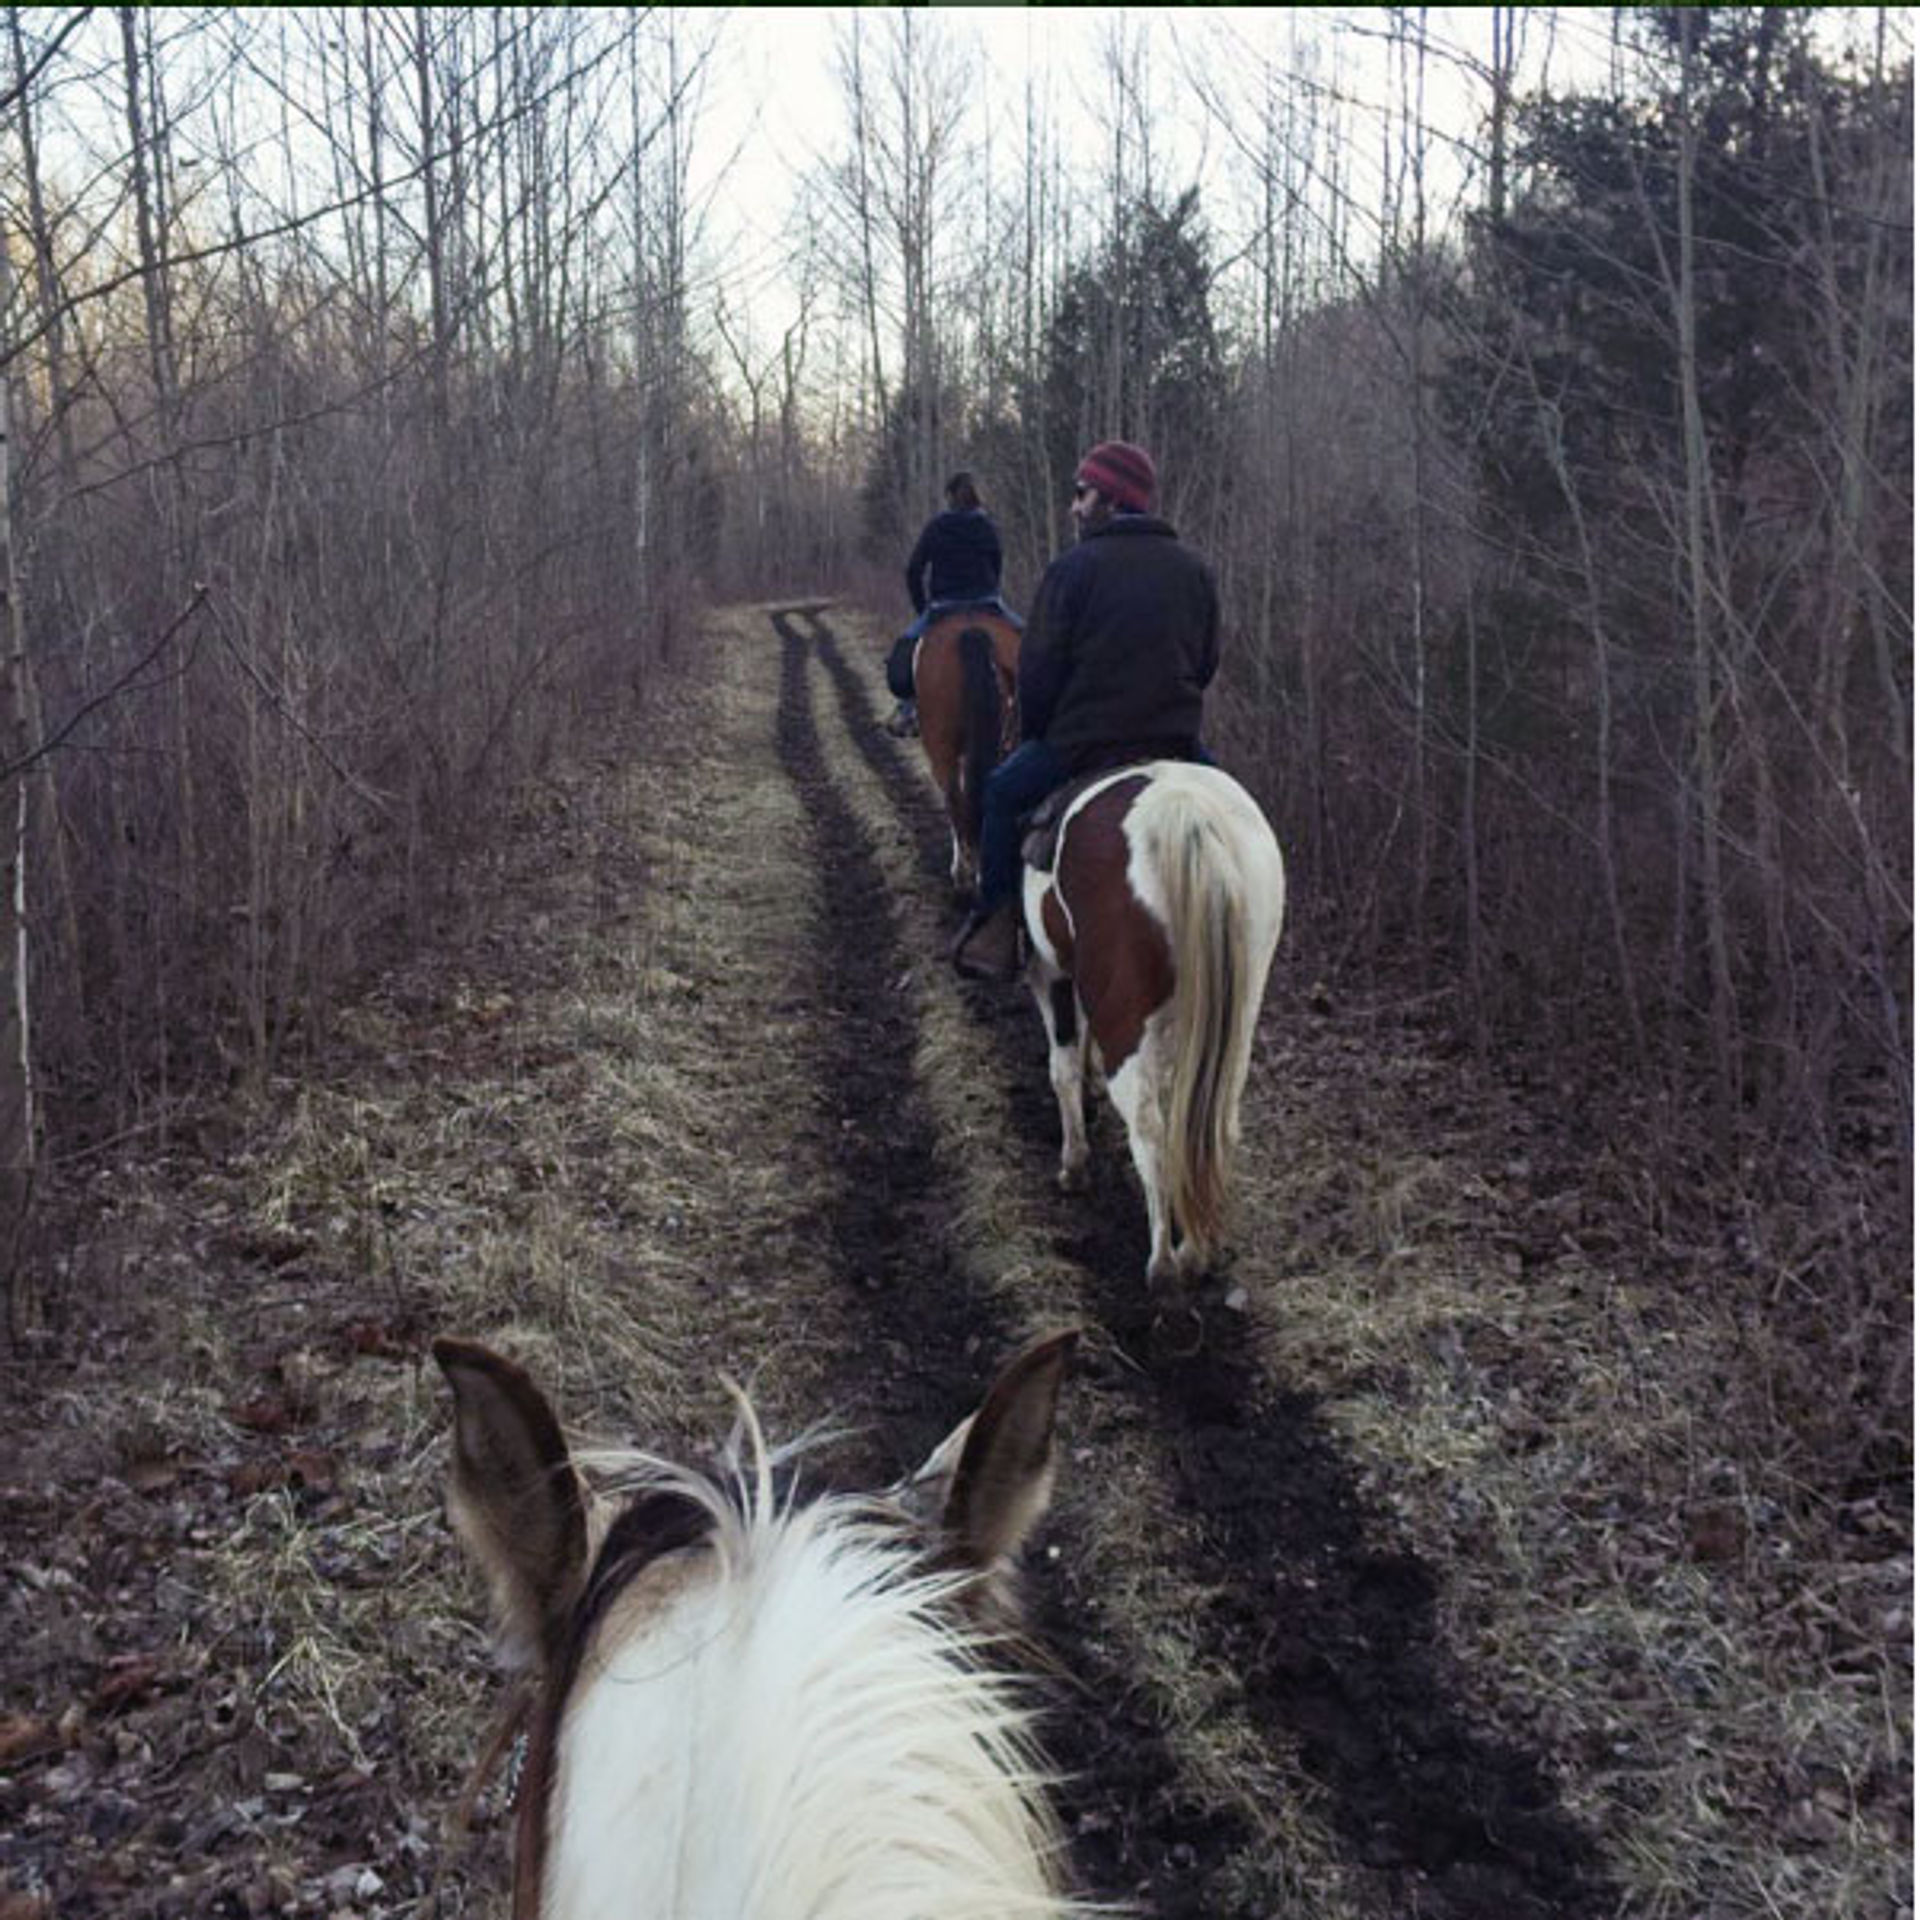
1057, 1162, 1089, 1194
1149, 1304, 1207, 1359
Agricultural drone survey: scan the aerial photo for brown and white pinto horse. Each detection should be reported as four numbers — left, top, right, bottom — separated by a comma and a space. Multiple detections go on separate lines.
1023, 762, 1285, 1287
911, 610, 1021, 899
434, 1330, 1088, 1920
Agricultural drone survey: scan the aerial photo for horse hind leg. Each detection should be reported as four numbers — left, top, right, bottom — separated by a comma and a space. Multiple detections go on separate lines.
948, 822, 975, 900
944, 767, 981, 900
1106, 1046, 1180, 1287
1034, 976, 1091, 1192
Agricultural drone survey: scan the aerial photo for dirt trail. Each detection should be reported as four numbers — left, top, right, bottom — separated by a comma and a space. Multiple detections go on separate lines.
775, 604, 1611, 1919
0, 603, 1904, 1920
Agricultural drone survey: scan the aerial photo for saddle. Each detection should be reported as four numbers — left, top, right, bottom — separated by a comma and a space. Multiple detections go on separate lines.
1020, 770, 1128, 873
1019, 746, 1208, 873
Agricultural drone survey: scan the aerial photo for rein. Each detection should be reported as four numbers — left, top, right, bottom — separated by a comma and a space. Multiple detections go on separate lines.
432, 1678, 534, 1914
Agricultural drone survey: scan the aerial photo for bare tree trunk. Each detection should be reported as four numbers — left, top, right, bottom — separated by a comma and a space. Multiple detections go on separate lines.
6, 5, 81, 1034
631, 8, 694, 664
895, 10, 931, 511
0, 239, 35, 1337
119, 3, 192, 1128
1806, 9, 1908, 780
9, 8, 75, 494
364, 7, 392, 441
1671, 12, 1739, 1150
414, 8, 451, 442
1532, 390, 1649, 1073
1462, 1, 1521, 1050
1487, 5, 1517, 226
842, 20, 890, 445
1460, 589, 1486, 1056
1401, 7, 1434, 939
1015, 68, 1060, 573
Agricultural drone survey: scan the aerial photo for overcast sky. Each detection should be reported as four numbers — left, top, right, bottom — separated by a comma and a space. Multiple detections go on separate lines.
19, 6, 1901, 402
678, 7, 1628, 350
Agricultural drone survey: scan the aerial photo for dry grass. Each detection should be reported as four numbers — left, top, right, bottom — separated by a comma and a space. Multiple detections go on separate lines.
1231, 1018, 1912, 1919
3, 613, 903, 1915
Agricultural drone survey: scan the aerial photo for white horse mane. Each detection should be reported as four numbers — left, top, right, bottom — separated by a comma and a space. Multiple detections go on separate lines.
549, 1401, 1094, 1920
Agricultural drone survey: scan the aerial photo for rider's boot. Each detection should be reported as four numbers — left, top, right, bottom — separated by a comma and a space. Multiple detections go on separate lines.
951, 898, 1021, 981
886, 699, 919, 738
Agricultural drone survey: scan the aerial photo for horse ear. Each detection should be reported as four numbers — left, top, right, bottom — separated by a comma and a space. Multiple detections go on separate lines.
937, 1330, 1077, 1570
434, 1337, 590, 1673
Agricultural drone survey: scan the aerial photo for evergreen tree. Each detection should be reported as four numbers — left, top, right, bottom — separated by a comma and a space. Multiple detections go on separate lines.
1042, 190, 1225, 510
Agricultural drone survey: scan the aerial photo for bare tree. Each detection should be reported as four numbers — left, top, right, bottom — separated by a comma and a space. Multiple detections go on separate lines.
825, 12, 970, 546
0, 237, 34, 1333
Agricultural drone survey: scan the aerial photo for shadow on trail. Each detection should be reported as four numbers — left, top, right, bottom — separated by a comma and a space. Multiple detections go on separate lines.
765, 605, 973, 1465
792, 604, 1616, 1920
767, 606, 1220, 1912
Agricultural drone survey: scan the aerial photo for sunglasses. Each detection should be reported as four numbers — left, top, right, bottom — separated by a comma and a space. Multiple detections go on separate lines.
1072, 481, 1098, 502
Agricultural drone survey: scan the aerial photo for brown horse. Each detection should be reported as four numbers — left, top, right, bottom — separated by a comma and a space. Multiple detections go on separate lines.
911, 610, 1021, 900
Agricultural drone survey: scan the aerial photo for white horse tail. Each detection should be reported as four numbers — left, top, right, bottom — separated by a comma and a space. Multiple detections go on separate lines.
1142, 777, 1269, 1257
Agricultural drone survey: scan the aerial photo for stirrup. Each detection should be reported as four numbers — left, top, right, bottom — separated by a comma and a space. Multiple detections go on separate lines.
951, 904, 1020, 982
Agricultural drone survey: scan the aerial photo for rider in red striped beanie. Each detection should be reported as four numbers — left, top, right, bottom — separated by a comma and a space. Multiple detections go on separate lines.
1073, 440, 1157, 514
952, 437, 1221, 981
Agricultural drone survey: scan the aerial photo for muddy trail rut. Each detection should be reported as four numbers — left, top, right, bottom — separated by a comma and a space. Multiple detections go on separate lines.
2, 602, 1903, 1920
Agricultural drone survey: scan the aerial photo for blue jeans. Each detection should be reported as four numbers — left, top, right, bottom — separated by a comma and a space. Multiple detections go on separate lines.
978, 737, 1219, 912
977, 739, 1066, 914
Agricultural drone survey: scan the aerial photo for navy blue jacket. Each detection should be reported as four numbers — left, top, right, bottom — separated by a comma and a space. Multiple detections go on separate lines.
905, 508, 1003, 612
1018, 515, 1219, 772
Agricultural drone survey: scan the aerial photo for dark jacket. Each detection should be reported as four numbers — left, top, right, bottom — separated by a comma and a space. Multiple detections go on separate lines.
905, 508, 1003, 612
1017, 515, 1219, 772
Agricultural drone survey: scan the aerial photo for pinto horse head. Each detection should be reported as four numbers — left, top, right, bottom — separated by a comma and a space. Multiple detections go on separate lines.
911, 611, 1021, 901
434, 1329, 1085, 1919
1023, 761, 1285, 1288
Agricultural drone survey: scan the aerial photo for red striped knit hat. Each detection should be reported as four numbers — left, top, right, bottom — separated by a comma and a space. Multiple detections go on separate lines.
1075, 440, 1157, 513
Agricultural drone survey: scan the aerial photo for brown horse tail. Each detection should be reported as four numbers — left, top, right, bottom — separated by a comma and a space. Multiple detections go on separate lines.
1154, 789, 1254, 1258
956, 625, 1001, 849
